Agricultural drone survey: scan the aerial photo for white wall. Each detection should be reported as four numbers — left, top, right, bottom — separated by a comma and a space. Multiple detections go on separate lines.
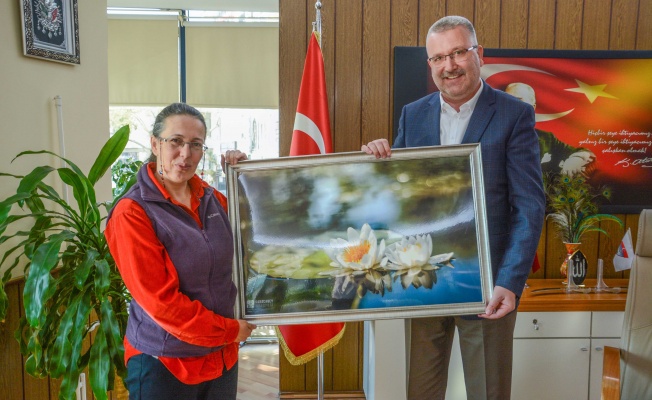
0, 1, 110, 279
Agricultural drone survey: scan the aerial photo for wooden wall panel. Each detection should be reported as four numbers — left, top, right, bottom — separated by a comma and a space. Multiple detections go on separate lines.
500, 0, 530, 48
331, 320, 364, 390
391, 0, 419, 47
610, 0, 639, 50
334, 0, 363, 153
554, 0, 583, 49
417, 0, 445, 46
445, 0, 475, 22
637, 0, 652, 49
475, 0, 502, 48
279, 0, 308, 157
582, 0, 612, 49
361, 0, 392, 143
527, 0, 556, 48
0, 284, 24, 400
315, 0, 336, 143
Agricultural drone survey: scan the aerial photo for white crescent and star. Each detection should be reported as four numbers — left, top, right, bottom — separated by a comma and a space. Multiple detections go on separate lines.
481, 63, 617, 122
293, 112, 327, 154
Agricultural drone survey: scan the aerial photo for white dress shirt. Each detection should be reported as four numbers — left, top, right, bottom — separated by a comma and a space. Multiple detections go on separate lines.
439, 81, 484, 145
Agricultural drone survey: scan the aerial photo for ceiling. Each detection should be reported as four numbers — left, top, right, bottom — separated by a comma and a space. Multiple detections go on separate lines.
107, 0, 278, 12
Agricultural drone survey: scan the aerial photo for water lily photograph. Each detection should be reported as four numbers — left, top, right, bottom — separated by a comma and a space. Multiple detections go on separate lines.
227, 145, 493, 324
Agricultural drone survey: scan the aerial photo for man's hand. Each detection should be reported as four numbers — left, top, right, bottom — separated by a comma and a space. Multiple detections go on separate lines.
361, 139, 392, 158
478, 285, 517, 320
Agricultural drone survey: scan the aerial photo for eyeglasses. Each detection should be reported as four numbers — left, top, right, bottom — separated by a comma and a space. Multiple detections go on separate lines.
160, 137, 207, 153
428, 45, 478, 66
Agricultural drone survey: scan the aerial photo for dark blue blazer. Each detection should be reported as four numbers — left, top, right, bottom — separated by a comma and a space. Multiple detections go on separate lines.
394, 82, 545, 297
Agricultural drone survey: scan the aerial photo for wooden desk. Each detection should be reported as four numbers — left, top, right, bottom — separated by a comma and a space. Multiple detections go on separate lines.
519, 279, 628, 312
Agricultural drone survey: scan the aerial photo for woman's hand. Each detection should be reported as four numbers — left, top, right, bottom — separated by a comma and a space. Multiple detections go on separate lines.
235, 319, 257, 343
220, 150, 248, 173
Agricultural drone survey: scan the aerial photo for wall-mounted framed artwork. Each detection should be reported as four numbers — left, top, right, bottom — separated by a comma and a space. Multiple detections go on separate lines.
20, 0, 80, 64
394, 47, 652, 213
226, 145, 493, 325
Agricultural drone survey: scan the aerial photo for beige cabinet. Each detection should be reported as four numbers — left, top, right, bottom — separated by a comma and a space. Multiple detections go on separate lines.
511, 311, 623, 400
442, 311, 624, 400
589, 311, 624, 400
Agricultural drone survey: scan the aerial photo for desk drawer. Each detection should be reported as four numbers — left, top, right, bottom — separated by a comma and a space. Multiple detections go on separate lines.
515, 312, 591, 338
592, 311, 624, 337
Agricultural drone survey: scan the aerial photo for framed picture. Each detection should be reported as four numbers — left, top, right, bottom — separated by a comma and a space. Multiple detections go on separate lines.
394, 47, 652, 213
226, 145, 493, 325
20, 0, 80, 64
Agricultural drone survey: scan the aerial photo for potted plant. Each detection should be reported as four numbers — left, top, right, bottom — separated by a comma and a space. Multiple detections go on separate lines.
543, 172, 623, 276
0, 125, 136, 400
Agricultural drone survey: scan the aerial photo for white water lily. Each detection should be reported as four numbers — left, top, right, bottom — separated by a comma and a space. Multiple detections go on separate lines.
249, 246, 313, 278
381, 234, 455, 270
327, 223, 386, 272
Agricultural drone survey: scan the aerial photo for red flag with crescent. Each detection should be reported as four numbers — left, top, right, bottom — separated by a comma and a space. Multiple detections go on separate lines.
290, 32, 333, 156
276, 32, 345, 366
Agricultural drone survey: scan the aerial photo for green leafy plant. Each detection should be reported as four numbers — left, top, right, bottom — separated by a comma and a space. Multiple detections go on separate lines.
544, 172, 623, 243
0, 125, 135, 400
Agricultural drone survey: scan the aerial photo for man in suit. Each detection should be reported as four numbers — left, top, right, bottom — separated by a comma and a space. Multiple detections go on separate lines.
362, 16, 545, 400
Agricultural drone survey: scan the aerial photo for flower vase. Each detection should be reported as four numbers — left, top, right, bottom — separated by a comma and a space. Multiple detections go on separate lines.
561, 242, 581, 278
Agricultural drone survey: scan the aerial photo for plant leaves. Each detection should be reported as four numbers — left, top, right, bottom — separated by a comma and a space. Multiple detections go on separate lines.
0, 192, 32, 213
94, 259, 110, 297
16, 165, 56, 194
0, 283, 8, 322
57, 290, 93, 400
89, 327, 109, 400
100, 297, 126, 371
88, 125, 130, 186
75, 250, 99, 289
23, 231, 75, 327
58, 167, 90, 218
49, 295, 79, 378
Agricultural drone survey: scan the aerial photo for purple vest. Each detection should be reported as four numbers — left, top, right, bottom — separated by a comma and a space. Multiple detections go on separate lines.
109, 166, 237, 357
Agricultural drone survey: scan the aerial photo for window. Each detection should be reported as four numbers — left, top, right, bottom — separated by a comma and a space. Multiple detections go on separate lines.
109, 106, 279, 193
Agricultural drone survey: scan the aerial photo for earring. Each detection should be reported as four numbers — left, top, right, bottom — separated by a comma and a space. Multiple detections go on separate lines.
158, 139, 164, 175
200, 154, 206, 180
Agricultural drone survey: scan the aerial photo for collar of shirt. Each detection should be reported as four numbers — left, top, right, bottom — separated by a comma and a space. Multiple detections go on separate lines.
439, 80, 484, 145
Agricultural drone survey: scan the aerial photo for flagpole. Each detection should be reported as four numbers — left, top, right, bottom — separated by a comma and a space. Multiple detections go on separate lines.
313, 1, 322, 46
317, 351, 324, 400
313, 3, 324, 399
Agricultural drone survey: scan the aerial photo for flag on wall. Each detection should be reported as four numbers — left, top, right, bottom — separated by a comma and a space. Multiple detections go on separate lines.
531, 253, 541, 273
276, 31, 345, 366
613, 228, 634, 272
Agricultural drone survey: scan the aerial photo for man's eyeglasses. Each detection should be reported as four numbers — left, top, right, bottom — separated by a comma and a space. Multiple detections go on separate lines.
160, 137, 207, 153
428, 45, 478, 66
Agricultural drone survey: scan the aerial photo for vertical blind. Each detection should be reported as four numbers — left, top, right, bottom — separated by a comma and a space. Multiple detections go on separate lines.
108, 19, 279, 108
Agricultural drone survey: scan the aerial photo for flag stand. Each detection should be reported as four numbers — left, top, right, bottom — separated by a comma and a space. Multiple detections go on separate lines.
317, 350, 325, 400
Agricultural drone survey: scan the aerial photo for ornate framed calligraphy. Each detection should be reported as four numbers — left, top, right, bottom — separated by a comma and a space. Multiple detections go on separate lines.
20, 0, 80, 64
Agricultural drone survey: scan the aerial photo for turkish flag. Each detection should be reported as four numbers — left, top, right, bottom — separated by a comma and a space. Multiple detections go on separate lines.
290, 32, 333, 156
531, 253, 541, 273
482, 56, 652, 208
277, 32, 345, 366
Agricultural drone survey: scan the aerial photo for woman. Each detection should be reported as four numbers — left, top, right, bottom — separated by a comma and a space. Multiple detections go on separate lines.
106, 103, 255, 399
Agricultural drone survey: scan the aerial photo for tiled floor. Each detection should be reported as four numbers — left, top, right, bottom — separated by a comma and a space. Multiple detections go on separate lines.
237, 342, 280, 400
